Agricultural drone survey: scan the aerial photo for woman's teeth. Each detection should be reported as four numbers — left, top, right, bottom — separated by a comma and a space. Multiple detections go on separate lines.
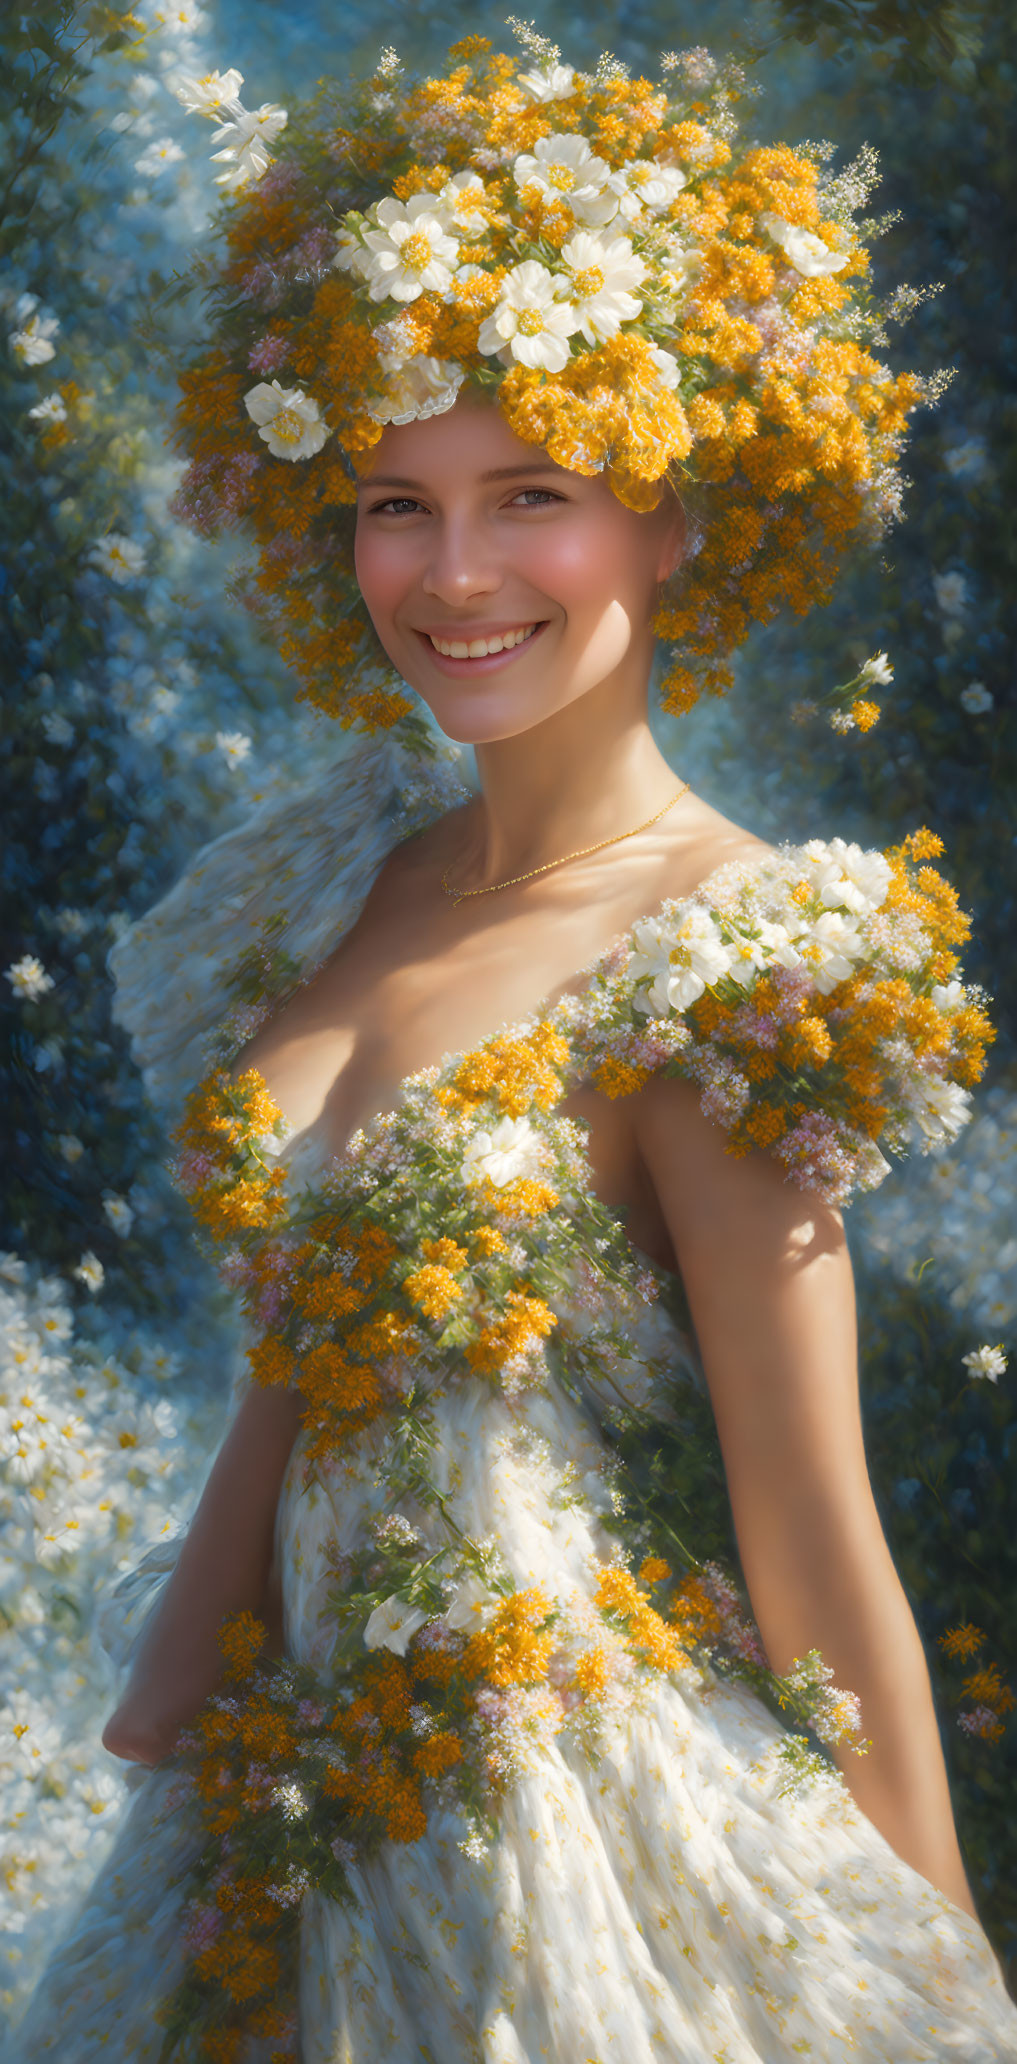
427, 623, 539, 659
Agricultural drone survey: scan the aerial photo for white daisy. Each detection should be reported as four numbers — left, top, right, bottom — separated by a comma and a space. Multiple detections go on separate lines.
512, 133, 618, 228
608, 158, 687, 222
355, 194, 461, 304
433, 171, 489, 239
477, 260, 580, 372
804, 910, 868, 992
803, 838, 891, 916
244, 381, 330, 460
557, 231, 647, 345
629, 908, 734, 1016
859, 651, 893, 686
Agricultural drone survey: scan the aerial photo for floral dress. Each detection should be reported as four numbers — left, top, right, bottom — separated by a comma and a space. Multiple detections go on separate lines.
7, 732, 1017, 2064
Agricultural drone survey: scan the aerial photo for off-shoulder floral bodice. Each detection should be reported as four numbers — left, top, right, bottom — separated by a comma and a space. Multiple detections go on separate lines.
25, 729, 1004, 2064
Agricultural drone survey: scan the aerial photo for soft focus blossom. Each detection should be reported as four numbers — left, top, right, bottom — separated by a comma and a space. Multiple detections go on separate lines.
210, 104, 288, 190
89, 534, 146, 583
41, 711, 74, 745
960, 681, 993, 714
271, 1780, 309, 1820
608, 159, 687, 221
462, 1115, 547, 1186
517, 63, 576, 102
171, 68, 245, 117
72, 1253, 105, 1295
215, 729, 252, 768
440, 1573, 494, 1630
906, 1073, 972, 1146
933, 569, 968, 616
243, 381, 330, 461
145, 0, 207, 30
6, 956, 55, 1002
134, 138, 185, 178
477, 260, 580, 371
9, 314, 59, 365
943, 437, 988, 481
859, 651, 893, 686
961, 1343, 1007, 1383
58, 1134, 85, 1164
101, 1193, 135, 1238
28, 394, 67, 426
760, 213, 850, 277
363, 1595, 429, 1654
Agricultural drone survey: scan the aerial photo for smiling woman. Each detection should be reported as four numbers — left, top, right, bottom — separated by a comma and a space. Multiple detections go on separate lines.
352, 394, 685, 757
9, 24, 1017, 2064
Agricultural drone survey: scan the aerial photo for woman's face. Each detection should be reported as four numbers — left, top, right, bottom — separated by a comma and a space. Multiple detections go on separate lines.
353, 393, 684, 745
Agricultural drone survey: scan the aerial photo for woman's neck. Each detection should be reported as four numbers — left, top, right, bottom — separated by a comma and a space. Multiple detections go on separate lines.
463, 680, 684, 889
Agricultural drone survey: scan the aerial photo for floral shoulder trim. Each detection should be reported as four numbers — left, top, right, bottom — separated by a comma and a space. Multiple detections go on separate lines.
561, 826, 994, 1207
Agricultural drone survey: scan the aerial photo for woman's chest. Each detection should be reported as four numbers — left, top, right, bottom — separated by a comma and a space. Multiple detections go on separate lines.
236, 947, 680, 1278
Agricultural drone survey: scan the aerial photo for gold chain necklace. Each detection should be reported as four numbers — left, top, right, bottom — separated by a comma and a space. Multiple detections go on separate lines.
441, 781, 691, 906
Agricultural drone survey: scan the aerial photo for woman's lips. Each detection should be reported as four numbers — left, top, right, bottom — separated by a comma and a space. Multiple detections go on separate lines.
413, 620, 549, 675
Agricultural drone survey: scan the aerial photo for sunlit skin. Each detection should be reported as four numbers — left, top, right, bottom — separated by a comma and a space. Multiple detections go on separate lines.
102, 394, 980, 1929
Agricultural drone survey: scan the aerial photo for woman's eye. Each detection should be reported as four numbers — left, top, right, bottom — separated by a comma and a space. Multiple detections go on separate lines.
370, 497, 422, 516
512, 487, 561, 508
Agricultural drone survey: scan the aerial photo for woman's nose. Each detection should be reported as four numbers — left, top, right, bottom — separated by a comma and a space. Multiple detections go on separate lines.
420, 518, 502, 603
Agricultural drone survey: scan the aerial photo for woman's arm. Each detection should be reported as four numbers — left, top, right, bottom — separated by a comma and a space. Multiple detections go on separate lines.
102, 1381, 305, 1768
632, 1072, 979, 1923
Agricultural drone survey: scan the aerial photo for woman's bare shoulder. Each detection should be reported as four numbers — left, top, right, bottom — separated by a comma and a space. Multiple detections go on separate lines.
658, 790, 777, 900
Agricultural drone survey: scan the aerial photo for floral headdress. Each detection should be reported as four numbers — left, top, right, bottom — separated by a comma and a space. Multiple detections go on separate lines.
170, 24, 940, 735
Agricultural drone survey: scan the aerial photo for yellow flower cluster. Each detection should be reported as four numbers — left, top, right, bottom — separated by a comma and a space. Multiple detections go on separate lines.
171, 34, 929, 735
447, 1021, 570, 1116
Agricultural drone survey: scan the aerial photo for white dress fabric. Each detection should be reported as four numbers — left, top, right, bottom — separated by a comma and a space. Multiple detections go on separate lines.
7, 733, 1017, 2063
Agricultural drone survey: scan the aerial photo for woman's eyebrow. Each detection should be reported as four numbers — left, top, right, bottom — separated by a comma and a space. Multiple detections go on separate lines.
356, 461, 567, 490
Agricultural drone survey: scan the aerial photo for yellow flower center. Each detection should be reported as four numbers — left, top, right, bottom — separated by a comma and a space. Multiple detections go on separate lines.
401, 230, 434, 271
271, 406, 305, 444
547, 164, 575, 192
517, 307, 547, 336
572, 265, 605, 298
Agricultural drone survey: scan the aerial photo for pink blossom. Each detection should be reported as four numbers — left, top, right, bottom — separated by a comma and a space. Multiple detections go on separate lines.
248, 331, 291, 374
182, 1903, 223, 1956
